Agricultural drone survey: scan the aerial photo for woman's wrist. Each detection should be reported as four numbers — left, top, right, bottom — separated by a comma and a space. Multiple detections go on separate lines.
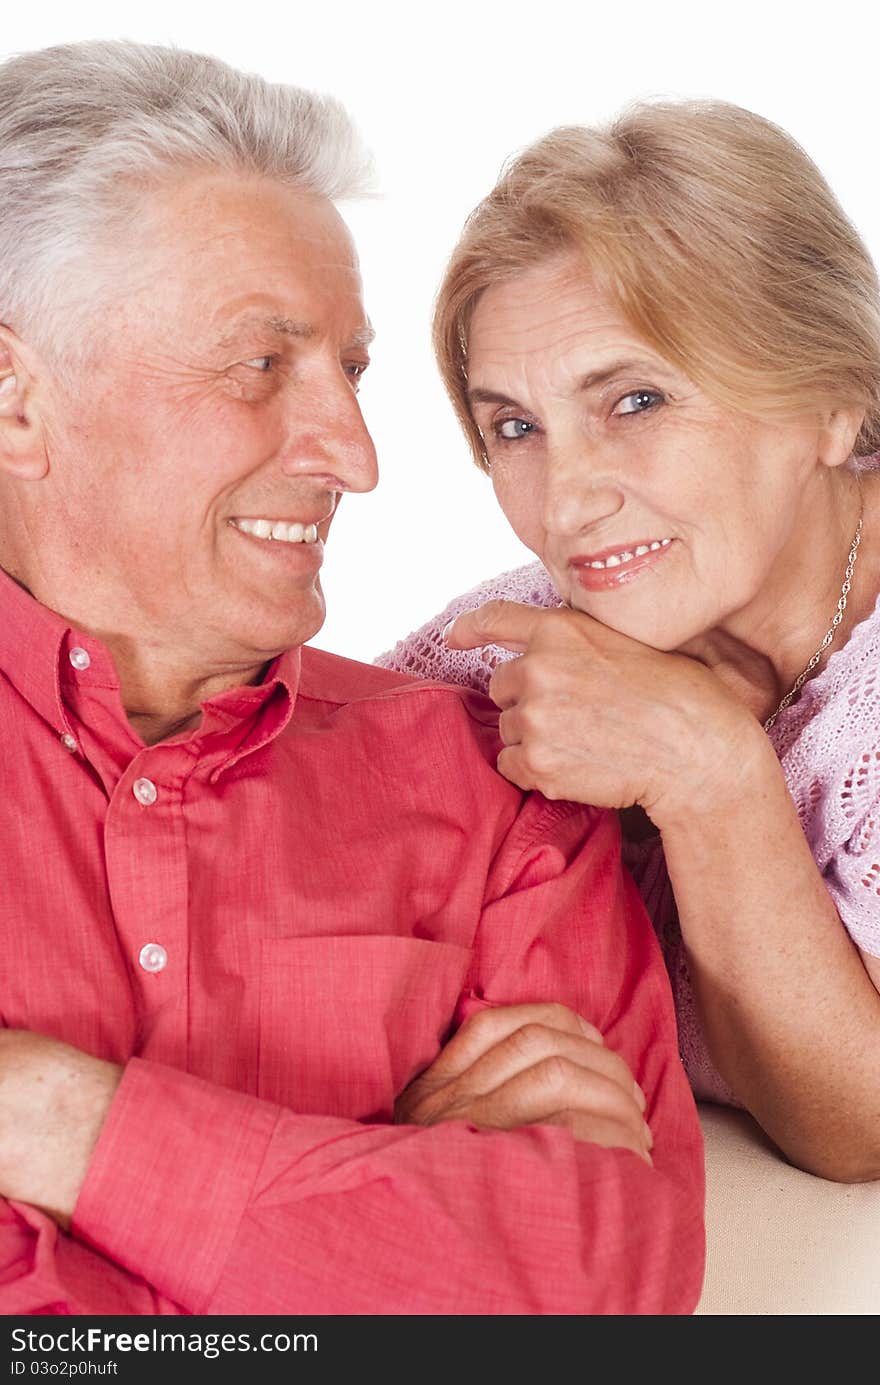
647, 705, 781, 836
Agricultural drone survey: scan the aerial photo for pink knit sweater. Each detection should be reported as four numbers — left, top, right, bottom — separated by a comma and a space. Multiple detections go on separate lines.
376, 558, 880, 1103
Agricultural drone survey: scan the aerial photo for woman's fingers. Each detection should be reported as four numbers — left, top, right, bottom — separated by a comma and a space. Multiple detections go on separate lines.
497, 706, 522, 746
444, 600, 546, 654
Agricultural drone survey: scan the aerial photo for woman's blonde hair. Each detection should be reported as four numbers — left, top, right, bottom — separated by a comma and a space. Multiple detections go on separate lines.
434, 100, 880, 468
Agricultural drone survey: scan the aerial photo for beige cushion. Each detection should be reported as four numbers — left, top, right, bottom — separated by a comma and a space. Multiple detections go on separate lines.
696, 1103, 880, 1315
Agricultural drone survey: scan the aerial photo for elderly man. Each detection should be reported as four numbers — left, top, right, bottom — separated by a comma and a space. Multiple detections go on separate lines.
0, 41, 703, 1315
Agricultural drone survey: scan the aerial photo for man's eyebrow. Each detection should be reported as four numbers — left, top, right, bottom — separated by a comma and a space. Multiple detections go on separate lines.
467, 358, 670, 407
266, 316, 315, 339
348, 324, 376, 349
214, 316, 375, 349
216, 315, 313, 345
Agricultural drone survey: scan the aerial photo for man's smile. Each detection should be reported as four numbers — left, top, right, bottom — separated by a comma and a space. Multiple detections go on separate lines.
230, 516, 320, 544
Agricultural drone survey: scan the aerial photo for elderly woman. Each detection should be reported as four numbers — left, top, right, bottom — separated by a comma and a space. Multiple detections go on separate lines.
379, 102, 880, 1182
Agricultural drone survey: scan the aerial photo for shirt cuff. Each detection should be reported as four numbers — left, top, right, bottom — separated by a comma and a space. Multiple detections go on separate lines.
71, 1057, 280, 1311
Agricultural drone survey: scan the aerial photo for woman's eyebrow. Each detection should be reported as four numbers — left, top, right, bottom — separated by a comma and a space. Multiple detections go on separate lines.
576, 358, 664, 390
468, 387, 520, 407
468, 358, 673, 407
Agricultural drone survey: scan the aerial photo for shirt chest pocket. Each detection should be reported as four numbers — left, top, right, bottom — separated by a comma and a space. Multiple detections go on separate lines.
258, 935, 472, 1121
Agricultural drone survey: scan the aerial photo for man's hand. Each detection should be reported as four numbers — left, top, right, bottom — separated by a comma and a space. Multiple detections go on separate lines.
0, 1030, 122, 1228
395, 1003, 653, 1165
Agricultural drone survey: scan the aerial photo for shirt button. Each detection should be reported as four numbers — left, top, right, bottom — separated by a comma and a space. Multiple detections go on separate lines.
138, 943, 168, 974
68, 646, 91, 671
132, 777, 158, 806
60, 733, 78, 753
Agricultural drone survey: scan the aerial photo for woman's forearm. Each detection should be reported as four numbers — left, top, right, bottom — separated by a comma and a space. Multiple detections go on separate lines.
658, 736, 880, 1181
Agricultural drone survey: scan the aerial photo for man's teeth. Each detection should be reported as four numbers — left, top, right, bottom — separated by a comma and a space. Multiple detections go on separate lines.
588, 538, 671, 570
233, 518, 319, 544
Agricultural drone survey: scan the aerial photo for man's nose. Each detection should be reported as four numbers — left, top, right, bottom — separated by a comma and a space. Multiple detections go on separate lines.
280, 370, 379, 495
540, 434, 624, 538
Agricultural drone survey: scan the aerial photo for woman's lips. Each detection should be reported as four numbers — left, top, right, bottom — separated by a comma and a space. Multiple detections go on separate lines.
570, 538, 674, 591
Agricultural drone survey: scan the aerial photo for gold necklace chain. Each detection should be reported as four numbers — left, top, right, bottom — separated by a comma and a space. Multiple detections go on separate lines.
763, 512, 863, 732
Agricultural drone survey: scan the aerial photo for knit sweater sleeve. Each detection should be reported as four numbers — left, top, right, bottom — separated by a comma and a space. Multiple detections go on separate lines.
772, 589, 880, 958
375, 561, 562, 693
827, 797, 880, 956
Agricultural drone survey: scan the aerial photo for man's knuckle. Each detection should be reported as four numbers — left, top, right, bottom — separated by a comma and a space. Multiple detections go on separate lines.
462, 1007, 499, 1044
509, 1023, 547, 1059
541, 1003, 576, 1030
537, 1054, 575, 1091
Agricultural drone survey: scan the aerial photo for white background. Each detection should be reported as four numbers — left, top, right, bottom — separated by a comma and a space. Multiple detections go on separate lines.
4, 1, 879, 661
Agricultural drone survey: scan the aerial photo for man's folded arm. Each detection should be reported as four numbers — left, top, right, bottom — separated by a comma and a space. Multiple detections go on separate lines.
73, 1054, 701, 1315
3, 797, 704, 1316
73, 798, 703, 1315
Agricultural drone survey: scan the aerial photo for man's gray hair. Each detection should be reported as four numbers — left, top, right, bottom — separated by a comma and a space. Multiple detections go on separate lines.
0, 40, 374, 366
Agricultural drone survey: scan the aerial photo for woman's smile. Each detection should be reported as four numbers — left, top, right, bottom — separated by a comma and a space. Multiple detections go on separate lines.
569, 537, 673, 590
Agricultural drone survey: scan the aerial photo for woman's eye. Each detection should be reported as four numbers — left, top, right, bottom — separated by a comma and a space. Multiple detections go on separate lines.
496, 418, 535, 440
615, 389, 662, 416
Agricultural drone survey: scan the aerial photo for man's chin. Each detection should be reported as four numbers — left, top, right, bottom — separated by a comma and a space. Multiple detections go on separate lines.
227, 589, 326, 663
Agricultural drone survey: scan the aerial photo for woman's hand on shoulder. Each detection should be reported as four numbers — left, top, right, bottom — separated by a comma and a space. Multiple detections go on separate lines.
445, 600, 776, 829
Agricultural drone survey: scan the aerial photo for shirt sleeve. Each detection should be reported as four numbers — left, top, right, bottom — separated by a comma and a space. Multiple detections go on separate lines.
67, 796, 704, 1316
0, 1198, 183, 1315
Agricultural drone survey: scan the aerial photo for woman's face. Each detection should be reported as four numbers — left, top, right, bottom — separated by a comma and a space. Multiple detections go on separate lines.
466, 254, 837, 651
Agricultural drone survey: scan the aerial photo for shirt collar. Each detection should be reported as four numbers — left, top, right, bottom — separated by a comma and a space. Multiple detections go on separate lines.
0, 564, 77, 736
0, 564, 300, 765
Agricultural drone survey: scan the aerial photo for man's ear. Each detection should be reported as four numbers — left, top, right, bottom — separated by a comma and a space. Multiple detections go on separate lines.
0, 324, 49, 480
817, 405, 865, 470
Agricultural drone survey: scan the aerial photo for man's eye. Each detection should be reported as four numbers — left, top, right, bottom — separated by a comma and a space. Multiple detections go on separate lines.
243, 356, 275, 373
615, 390, 663, 416
496, 418, 535, 440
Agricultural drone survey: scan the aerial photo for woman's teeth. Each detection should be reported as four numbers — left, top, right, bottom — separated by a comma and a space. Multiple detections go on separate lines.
588, 538, 671, 569
233, 518, 319, 544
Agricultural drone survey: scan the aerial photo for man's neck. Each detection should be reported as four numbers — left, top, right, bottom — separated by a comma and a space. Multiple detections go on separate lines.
0, 561, 277, 746
110, 651, 273, 747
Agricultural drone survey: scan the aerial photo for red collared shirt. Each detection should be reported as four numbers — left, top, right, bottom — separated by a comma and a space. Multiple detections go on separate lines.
0, 569, 703, 1315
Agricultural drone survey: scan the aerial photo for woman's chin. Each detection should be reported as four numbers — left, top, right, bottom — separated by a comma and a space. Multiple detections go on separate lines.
561, 586, 694, 652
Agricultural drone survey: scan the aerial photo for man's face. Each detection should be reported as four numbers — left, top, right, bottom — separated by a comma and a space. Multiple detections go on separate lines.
39, 174, 378, 666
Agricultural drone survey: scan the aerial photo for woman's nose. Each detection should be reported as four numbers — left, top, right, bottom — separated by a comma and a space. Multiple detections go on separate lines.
540, 440, 624, 537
